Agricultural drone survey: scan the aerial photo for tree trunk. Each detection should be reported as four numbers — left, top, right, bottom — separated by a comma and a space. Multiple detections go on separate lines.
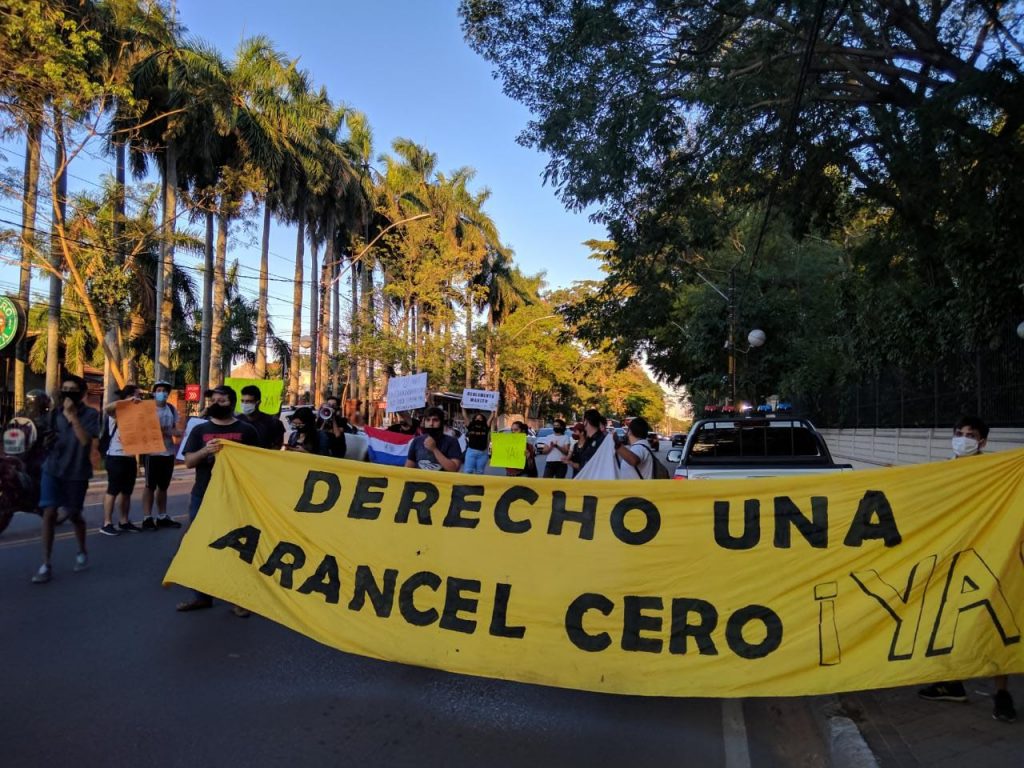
465, 295, 473, 390
199, 210, 214, 392
209, 208, 228, 385
45, 113, 66, 395
317, 232, 332, 400
360, 255, 375, 419
349, 259, 359, 404
104, 139, 127, 407
485, 311, 496, 390
255, 200, 271, 378
309, 239, 319, 399
155, 139, 177, 382
331, 247, 341, 394
15, 119, 41, 411
287, 206, 305, 405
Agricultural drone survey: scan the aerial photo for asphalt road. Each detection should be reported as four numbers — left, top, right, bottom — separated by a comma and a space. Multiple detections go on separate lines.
0, 454, 827, 768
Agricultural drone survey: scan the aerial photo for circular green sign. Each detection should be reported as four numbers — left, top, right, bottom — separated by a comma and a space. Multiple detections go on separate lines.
0, 296, 21, 352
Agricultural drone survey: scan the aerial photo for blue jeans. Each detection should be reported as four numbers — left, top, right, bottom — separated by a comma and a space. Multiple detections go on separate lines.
463, 447, 488, 474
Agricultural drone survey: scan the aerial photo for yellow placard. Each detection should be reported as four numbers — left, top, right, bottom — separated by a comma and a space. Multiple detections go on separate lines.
224, 378, 284, 415
164, 445, 1024, 698
489, 431, 526, 469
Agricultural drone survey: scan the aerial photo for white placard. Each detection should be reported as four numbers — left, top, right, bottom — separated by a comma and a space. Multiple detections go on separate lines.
385, 373, 428, 414
175, 417, 207, 460
461, 388, 499, 412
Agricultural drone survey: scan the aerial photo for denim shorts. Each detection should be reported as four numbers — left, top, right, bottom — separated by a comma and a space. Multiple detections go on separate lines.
38, 471, 90, 512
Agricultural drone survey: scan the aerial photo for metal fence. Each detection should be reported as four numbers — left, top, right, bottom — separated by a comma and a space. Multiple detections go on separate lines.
807, 327, 1024, 429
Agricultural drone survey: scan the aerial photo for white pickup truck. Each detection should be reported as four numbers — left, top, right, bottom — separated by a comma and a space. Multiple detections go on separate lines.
664, 416, 854, 480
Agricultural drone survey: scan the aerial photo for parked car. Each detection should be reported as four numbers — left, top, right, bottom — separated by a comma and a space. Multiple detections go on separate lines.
665, 416, 853, 480
671, 432, 687, 446
647, 432, 660, 451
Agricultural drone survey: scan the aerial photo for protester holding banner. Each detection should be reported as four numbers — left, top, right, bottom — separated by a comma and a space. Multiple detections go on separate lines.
918, 415, 1016, 723
178, 386, 258, 614
238, 385, 285, 451
615, 417, 654, 480
405, 407, 462, 472
567, 422, 586, 477
141, 380, 181, 531
461, 407, 497, 474
98, 385, 144, 536
31, 375, 100, 584
572, 409, 607, 474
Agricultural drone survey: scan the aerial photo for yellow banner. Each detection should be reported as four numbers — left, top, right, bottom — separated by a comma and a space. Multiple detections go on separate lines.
164, 444, 1024, 697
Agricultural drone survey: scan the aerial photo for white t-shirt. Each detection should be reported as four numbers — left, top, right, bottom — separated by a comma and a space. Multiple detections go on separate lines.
627, 442, 654, 479
106, 415, 126, 457
546, 432, 573, 463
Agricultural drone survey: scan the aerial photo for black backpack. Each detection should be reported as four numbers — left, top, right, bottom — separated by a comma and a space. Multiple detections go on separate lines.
633, 443, 670, 479
99, 416, 118, 455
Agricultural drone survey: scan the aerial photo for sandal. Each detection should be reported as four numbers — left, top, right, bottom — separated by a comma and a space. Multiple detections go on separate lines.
176, 598, 213, 612
231, 605, 251, 618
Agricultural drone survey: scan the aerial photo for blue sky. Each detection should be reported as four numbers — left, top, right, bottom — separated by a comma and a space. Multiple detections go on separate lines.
0, 0, 607, 337
178, 0, 606, 289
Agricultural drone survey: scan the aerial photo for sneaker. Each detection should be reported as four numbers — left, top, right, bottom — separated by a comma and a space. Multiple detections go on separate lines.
141, 517, 157, 531
155, 516, 182, 529
73, 552, 88, 572
31, 564, 52, 584
993, 690, 1017, 723
117, 521, 142, 533
919, 681, 967, 702
98, 523, 120, 537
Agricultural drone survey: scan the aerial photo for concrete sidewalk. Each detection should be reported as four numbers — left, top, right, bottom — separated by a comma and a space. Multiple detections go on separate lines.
827, 679, 1022, 766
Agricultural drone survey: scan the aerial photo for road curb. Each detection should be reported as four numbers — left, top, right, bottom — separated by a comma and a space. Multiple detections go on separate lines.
813, 695, 879, 768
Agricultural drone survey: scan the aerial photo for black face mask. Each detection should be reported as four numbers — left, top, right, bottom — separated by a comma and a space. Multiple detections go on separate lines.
207, 403, 233, 419
62, 390, 83, 404
424, 426, 444, 441
554, 427, 566, 434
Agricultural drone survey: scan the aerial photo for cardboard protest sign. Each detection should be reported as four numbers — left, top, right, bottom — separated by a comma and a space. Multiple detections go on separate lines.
385, 373, 428, 413
489, 431, 527, 469
114, 399, 167, 455
224, 378, 284, 415
176, 417, 207, 460
165, 445, 1024, 698
461, 388, 499, 412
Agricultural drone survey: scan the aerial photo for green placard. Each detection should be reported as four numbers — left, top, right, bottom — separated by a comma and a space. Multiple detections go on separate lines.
489, 432, 527, 469
224, 378, 284, 415
0, 296, 21, 352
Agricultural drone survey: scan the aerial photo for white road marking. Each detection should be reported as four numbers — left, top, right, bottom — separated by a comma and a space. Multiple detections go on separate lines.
721, 699, 752, 768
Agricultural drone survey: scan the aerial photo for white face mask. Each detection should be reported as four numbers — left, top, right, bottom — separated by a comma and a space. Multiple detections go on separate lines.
951, 436, 979, 457
241, 403, 256, 416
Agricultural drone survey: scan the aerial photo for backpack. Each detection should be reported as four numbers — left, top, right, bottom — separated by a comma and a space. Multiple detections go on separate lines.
99, 416, 118, 455
633, 443, 670, 479
3, 417, 37, 457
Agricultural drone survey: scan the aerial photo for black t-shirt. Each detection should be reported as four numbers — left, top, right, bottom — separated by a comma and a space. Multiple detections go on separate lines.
184, 419, 259, 497
576, 430, 606, 470
465, 420, 490, 451
242, 411, 285, 450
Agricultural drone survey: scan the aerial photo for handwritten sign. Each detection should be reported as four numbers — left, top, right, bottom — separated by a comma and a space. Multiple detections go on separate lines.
385, 373, 428, 414
461, 388, 499, 412
489, 431, 526, 469
115, 400, 168, 455
224, 377, 284, 415
176, 417, 207, 460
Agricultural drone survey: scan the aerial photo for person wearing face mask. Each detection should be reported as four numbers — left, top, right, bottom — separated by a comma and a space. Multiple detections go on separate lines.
139, 380, 182, 531
285, 407, 330, 455
238, 385, 285, 451
31, 374, 101, 584
919, 415, 1016, 723
540, 418, 572, 479
405, 407, 462, 472
460, 406, 497, 474
504, 420, 538, 478
178, 385, 259, 614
